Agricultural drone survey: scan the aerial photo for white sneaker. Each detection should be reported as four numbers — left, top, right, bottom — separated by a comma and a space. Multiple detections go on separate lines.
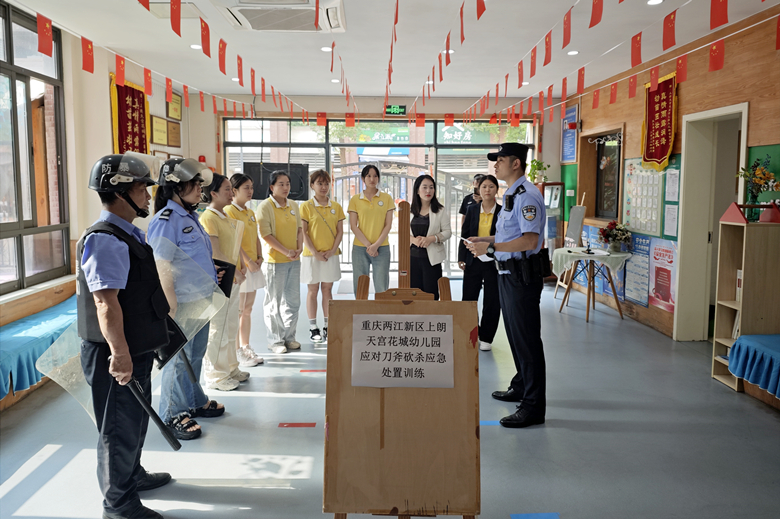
479, 341, 492, 351
269, 344, 288, 354
230, 368, 250, 382
206, 377, 239, 391
237, 347, 263, 367
285, 340, 301, 350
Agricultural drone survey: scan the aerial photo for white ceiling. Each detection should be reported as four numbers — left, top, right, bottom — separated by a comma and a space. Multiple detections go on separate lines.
9, 0, 780, 109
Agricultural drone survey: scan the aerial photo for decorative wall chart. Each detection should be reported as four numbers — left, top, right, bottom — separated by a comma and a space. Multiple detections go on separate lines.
622, 155, 680, 238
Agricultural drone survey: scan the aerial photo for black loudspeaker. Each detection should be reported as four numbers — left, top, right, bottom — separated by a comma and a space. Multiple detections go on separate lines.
243, 162, 309, 201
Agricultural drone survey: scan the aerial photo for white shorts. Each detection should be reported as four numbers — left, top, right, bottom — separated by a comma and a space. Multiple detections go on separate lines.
301, 255, 341, 285
240, 266, 266, 293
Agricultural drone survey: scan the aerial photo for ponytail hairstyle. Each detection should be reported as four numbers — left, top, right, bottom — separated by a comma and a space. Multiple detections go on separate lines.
201, 173, 229, 204
153, 177, 202, 214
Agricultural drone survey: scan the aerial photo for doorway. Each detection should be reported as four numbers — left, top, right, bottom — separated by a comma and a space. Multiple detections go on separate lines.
674, 103, 747, 341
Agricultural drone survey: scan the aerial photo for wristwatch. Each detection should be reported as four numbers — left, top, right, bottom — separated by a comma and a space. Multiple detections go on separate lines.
486, 242, 496, 258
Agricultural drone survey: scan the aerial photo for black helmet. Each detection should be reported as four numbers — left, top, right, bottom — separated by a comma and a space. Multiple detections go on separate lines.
89, 153, 159, 193
158, 158, 213, 187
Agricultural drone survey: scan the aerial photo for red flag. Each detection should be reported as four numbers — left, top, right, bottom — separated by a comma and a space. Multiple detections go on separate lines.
663, 11, 677, 51
563, 9, 572, 49
416, 113, 425, 128
577, 67, 585, 95
144, 68, 152, 96
395, 0, 399, 25
487, 89, 490, 108
519, 101, 524, 117
272, 86, 277, 106
166, 78, 172, 103
544, 31, 552, 66
539, 91, 544, 111
81, 37, 94, 73
171, 0, 181, 36
138, 0, 150, 9
592, 88, 600, 109
476, 0, 486, 20
650, 65, 660, 91
533, 113, 537, 126
218, 39, 227, 75
213, 96, 217, 114
527, 98, 533, 116
517, 61, 524, 88
709, 39, 725, 71
317, 112, 326, 126
549, 107, 554, 123
511, 112, 519, 127
489, 113, 497, 125
261, 78, 266, 102
589, 0, 603, 29
428, 78, 431, 100
223, 98, 227, 114
460, 2, 465, 44
251, 69, 256, 96
200, 18, 211, 57
562, 77, 567, 102
237, 56, 243, 86
711, 0, 728, 30
445, 113, 454, 126
438, 54, 443, 82
495, 83, 499, 105
548, 85, 553, 106
232, 101, 237, 117
183, 85, 189, 107
200, 91, 205, 112
609, 83, 617, 104
331, 41, 335, 72
37, 14, 53, 57
631, 33, 642, 68
289, 98, 293, 119
422, 89, 425, 107
540, 109, 544, 126
676, 54, 688, 83
346, 113, 355, 127
446, 32, 451, 66
315, 0, 320, 29
628, 74, 637, 98
505, 74, 509, 97
530, 46, 537, 77
241, 103, 245, 118
432, 66, 435, 91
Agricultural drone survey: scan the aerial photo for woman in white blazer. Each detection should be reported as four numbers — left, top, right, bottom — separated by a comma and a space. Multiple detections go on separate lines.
409, 174, 452, 300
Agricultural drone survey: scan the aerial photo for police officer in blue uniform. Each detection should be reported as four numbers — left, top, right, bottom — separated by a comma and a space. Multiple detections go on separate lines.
467, 143, 548, 428
77, 153, 171, 519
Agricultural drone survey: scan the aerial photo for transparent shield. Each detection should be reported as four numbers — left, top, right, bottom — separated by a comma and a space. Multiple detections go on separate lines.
36, 236, 227, 423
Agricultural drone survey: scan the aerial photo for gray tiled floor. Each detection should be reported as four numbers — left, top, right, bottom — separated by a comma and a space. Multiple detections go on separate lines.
1, 281, 779, 519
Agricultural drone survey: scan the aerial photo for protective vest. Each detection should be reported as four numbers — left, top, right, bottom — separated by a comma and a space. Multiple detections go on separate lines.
76, 221, 170, 355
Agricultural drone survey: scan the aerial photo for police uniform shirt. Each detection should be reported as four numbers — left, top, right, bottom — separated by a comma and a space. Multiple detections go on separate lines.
459, 193, 478, 215
147, 199, 218, 283
81, 211, 146, 293
494, 175, 546, 262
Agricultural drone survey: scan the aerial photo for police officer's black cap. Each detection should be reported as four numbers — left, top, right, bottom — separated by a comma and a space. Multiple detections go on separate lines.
487, 143, 529, 162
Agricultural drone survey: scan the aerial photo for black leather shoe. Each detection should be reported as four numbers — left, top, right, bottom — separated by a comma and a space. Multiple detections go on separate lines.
499, 407, 545, 429
103, 504, 163, 519
491, 387, 524, 402
136, 471, 171, 492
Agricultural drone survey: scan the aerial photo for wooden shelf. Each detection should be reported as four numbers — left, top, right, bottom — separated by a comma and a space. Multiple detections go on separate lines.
713, 373, 741, 391
714, 337, 736, 348
717, 300, 741, 310
714, 356, 729, 367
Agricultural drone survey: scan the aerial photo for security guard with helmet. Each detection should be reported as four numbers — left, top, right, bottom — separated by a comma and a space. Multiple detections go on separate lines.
467, 142, 549, 428
77, 153, 171, 519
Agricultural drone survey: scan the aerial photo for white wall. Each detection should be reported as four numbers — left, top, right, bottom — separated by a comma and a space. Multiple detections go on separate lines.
539, 102, 562, 182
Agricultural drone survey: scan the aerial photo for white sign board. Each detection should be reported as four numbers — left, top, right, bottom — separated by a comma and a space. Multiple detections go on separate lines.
351, 314, 454, 388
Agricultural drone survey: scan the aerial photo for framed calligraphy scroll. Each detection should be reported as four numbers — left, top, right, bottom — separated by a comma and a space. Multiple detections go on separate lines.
641, 73, 677, 172
110, 73, 150, 154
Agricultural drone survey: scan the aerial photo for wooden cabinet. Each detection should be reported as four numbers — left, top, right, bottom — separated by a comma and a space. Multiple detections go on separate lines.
712, 211, 780, 390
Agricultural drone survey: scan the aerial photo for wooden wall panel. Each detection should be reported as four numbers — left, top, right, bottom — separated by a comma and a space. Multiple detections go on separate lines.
0, 280, 75, 327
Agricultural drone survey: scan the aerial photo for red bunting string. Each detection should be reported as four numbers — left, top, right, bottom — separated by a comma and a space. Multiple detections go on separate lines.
200, 18, 210, 57
590, 0, 603, 29
37, 14, 53, 57
505, 74, 509, 97
609, 82, 617, 104
711, 0, 728, 30
460, 2, 465, 44
171, 0, 181, 36
631, 33, 642, 68
81, 37, 93, 73
517, 61, 523, 88
676, 55, 688, 83
183, 85, 188, 107
709, 39, 725, 71
628, 75, 637, 98
563, 8, 572, 49
200, 91, 204, 112
663, 11, 677, 51
530, 46, 537, 77
446, 32, 452, 66
544, 31, 552, 67
476, 0, 486, 20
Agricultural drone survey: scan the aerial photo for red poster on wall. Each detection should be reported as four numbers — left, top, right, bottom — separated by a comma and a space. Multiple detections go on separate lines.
113, 81, 148, 154
641, 74, 677, 171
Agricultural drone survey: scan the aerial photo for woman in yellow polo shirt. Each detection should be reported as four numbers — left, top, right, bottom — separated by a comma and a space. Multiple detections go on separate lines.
348, 164, 395, 296
225, 174, 265, 366
200, 173, 248, 391
301, 169, 345, 344
258, 171, 304, 354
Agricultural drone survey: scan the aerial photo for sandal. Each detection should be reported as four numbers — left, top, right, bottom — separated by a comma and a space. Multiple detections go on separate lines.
166, 413, 202, 440
192, 400, 225, 418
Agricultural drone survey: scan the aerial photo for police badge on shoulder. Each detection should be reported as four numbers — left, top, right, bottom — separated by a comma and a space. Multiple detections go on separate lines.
522, 205, 537, 221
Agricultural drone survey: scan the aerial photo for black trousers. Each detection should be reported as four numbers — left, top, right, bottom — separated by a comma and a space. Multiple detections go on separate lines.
410, 253, 442, 300
497, 272, 546, 416
81, 340, 154, 514
462, 260, 501, 343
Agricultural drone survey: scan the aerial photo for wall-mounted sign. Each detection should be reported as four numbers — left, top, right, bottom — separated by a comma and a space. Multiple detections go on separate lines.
151, 116, 168, 146
167, 120, 181, 148
385, 105, 406, 116
561, 104, 578, 164
167, 92, 182, 121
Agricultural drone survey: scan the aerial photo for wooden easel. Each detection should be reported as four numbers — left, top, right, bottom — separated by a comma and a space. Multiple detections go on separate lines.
554, 196, 586, 300
326, 201, 478, 519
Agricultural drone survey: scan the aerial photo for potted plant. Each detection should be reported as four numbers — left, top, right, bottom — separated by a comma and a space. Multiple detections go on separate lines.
737, 155, 778, 222
527, 159, 549, 183
598, 220, 631, 252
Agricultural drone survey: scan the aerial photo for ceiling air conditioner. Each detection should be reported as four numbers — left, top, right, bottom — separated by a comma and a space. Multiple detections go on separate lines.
209, 0, 346, 33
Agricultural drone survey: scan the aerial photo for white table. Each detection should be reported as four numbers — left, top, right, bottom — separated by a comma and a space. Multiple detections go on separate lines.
552, 247, 632, 322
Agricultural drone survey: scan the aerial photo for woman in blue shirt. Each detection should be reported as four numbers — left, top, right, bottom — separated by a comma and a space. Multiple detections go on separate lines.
147, 158, 224, 440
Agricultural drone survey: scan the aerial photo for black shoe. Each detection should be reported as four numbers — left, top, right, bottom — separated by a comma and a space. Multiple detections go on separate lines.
137, 471, 172, 492
322, 327, 328, 343
103, 504, 163, 519
310, 328, 323, 343
499, 407, 545, 429
491, 387, 524, 402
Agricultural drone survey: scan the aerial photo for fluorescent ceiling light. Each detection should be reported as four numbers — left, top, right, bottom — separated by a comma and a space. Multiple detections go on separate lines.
190, 44, 201, 50
331, 79, 340, 83
522, 81, 529, 86
231, 78, 239, 82
647, 0, 663, 5
426, 80, 433, 84
441, 49, 454, 54
567, 50, 579, 55
321, 46, 332, 52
